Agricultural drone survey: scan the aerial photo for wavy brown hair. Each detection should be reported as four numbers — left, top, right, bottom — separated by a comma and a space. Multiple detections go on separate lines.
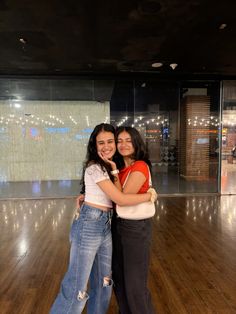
80, 123, 117, 192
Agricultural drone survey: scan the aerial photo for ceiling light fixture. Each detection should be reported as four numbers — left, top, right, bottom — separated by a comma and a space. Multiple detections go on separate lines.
19, 38, 27, 44
151, 62, 163, 68
219, 23, 227, 30
170, 63, 178, 70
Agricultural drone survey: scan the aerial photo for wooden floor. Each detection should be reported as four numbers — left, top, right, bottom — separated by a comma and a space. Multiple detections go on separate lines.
0, 196, 236, 314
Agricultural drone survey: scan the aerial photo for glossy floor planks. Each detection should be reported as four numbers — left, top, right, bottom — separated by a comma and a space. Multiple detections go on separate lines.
0, 196, 236, 313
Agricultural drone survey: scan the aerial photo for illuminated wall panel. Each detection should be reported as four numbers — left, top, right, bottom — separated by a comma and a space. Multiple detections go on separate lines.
0, 101, 109, 181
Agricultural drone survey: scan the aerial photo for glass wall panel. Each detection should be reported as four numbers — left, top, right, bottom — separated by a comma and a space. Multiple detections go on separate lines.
110, 80, 134, 128
110, 80, 220, 194
0, 77, 221, 198
133, 81, 179, 194
221, 81, 236, 194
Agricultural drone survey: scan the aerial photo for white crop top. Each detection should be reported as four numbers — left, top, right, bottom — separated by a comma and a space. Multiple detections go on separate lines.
84, 164, 113, 208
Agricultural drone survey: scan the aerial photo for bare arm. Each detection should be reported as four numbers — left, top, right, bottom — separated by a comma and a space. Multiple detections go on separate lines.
123, 170, 158, 202
97, 179, 151, 206
122, 171, 146, 194
111, 171, 122, 191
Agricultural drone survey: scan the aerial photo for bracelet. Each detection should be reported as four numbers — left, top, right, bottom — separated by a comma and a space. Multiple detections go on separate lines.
111, 169, 119, 175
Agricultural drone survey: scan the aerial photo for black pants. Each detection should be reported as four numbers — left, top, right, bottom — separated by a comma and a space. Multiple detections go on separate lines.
112, 216, 155, 314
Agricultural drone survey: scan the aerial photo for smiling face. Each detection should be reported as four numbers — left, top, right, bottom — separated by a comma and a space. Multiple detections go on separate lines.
117, 131, 135, 158
96, 131, 116, 160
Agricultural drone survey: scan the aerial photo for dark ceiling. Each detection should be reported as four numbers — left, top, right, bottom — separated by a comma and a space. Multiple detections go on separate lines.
0, 0, 236, 76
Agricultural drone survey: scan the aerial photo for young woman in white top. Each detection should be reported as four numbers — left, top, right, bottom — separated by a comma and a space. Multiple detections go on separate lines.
50, 123, 157, 314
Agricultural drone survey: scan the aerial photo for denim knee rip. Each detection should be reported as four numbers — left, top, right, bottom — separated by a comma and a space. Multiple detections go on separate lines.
103, 276, 113, 287
76, 277, 112, 302
77, 291, 89, 301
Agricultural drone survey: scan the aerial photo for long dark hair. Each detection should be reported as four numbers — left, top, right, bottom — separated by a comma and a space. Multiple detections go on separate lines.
80, 123, 116, 191
115, 126, 151, 169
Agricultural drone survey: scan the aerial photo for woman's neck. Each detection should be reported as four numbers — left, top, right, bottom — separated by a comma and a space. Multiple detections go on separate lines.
123, 157, 134, 167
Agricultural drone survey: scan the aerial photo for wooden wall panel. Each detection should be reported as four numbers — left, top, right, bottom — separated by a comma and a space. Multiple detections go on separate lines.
180, 96, 210, 180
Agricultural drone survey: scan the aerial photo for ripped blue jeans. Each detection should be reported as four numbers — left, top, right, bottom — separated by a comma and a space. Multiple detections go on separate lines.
50, 204, 113, 314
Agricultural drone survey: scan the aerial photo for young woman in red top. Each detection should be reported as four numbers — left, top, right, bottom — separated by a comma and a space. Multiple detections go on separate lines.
112, 126, 156, 314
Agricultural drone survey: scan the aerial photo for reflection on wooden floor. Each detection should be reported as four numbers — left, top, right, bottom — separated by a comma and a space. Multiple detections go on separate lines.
0, 196, 236, 314
221, 160, 236, 194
